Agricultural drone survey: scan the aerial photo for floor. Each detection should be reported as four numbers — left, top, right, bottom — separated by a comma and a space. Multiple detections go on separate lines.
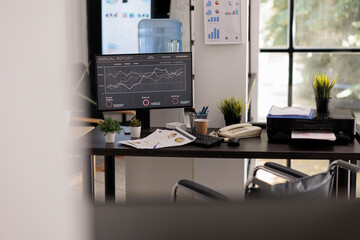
68, 156, 126, 204
69, 157, 360, 202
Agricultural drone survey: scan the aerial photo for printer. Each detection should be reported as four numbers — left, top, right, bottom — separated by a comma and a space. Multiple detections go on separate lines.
267, 109, 355, 143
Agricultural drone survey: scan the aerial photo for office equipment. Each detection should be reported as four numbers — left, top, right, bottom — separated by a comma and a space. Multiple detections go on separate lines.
77, 128, 360, 202
267, 109, 355, 143
172, 160, 359, 201
192, 133, 224, 148
95, 52, 193, 128
228, 138, 240, 146
218, 123, 262, 138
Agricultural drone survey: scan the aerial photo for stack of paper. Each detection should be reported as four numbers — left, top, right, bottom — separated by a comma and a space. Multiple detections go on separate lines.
267, 105, 314, 119
291, 131, 336, 141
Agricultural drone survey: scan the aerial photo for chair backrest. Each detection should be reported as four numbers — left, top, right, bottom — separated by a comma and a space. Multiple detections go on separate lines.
246, 160, 359, 200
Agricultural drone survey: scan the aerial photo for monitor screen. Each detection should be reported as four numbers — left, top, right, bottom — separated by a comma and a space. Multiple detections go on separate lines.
101, 0, 151, 54
95, 52, 193, 111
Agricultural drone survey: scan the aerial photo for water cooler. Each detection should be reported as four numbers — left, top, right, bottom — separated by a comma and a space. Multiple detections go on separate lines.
138, 19, 183, 53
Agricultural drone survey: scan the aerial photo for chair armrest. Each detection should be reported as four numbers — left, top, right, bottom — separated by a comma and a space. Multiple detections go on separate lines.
71, 116, 102, 125
252, 163, 307, 181
111, 110, 136, 116
172, 179, 229, 202
329, 160, 359, 173
264, 162, 308, 178
246, 177, 272, 191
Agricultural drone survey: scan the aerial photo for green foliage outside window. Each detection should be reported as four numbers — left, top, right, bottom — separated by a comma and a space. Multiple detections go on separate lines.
260, 0, 360, 108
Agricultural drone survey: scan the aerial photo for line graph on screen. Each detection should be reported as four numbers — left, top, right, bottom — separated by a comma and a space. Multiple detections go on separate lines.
104, 64, 186, 94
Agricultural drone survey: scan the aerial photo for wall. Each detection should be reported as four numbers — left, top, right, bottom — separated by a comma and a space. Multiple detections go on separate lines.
0, 0, 88, 239
192, 0, 249, 200
194, 0, 249, 127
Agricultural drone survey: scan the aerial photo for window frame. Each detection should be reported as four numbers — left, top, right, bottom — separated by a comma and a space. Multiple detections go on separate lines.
260, 0, 360, 107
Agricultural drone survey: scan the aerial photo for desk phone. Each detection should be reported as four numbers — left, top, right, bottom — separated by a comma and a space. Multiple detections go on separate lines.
218, 123, 262, 139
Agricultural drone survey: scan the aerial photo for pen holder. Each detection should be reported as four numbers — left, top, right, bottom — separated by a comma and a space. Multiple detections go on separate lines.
189, 112, 208, 134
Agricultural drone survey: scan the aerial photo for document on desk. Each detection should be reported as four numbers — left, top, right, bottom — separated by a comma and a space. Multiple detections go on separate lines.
267, 105, 314, 119
291, 131, 336, 141
119, 128, 195, 149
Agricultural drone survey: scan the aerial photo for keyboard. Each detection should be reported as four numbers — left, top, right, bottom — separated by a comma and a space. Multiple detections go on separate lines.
192, 133, 224, 148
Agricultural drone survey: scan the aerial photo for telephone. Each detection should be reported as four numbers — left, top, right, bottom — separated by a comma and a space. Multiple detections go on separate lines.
218, 123, 262, 139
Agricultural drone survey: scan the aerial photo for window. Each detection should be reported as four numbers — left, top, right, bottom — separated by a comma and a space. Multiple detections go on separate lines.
255, 0, 360, 197
258, 0, 360, 121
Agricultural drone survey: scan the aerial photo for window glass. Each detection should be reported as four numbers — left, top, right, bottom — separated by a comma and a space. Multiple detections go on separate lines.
293, 53, 360, 111
258, 53, 289, 121
295, 0, 360, 48
259, 0, 289, 48
291, 160, 329, 175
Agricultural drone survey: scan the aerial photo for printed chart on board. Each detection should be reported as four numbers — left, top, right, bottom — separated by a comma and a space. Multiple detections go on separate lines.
203, 0, 242, 44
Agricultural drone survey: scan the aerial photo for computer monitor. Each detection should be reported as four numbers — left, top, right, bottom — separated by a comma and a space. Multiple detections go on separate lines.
95, 52, 193, 127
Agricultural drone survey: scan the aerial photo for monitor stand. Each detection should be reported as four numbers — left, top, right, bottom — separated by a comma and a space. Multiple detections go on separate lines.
136, 109, 150, 130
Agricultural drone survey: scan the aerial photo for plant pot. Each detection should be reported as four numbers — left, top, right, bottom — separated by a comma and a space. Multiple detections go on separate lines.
104, 133, 115, 143
224, 115, 241, 126
130, 126, 141, 138
315, 98, 330, 114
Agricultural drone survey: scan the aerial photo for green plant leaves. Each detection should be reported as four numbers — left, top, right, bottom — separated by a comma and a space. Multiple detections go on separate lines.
130, 118, 142, 127
312, 72, 337, 99
97, 118, 122, 135
217, 96, 246, 119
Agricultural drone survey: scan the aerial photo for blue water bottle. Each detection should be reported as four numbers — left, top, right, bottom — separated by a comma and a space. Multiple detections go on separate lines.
138, 19, 183, 53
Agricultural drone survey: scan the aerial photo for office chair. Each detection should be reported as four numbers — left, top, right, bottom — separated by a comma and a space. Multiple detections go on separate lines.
172, 160, 359, 202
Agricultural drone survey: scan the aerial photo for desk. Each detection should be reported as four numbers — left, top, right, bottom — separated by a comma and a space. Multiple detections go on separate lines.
76, 128, 360, 202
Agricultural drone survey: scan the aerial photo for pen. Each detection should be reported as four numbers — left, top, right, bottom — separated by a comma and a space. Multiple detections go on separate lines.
153, 142, 160, 149
201, 106, 208, 118
200, 105, 208, 118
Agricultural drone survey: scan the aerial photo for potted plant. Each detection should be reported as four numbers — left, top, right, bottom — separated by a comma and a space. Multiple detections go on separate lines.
130, 118, 142, 138
312, 72, 337, 114
217, 96, 246, 126
97, 118, 122, 143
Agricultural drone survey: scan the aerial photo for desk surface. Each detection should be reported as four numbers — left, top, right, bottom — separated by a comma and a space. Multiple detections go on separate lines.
77, 128, 360, 160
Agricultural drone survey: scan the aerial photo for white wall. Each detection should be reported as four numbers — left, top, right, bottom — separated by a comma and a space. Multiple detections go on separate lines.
191, 0, 249, 200
0, 1, 88, 239
194, 0, 249, 127
249, 0, 260, 121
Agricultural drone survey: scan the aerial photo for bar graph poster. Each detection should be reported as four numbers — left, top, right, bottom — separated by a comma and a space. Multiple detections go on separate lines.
204, 0, 242, 44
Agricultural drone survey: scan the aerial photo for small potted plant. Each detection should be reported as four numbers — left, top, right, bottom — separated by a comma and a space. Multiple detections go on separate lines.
97, 118, 122, 143
312, 72, 337, 114
217, 96, 246, 126
130, 118, 142, 138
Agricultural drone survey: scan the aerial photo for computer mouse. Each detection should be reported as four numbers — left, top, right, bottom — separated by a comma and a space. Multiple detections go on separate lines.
228, 138, 240, 146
